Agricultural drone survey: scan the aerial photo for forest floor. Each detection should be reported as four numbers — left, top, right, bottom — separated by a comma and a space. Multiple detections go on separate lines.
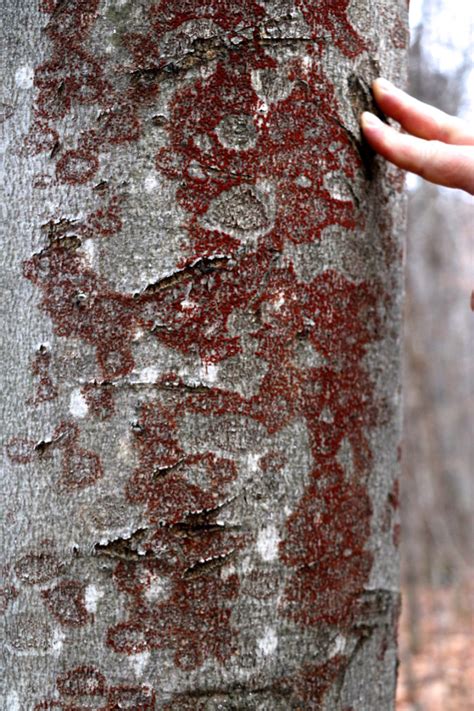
396, 577, 474, 710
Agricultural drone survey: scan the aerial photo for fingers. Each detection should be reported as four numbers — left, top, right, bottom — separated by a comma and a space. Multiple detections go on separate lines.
361, 112, 474, 194
371, 78, 474, 146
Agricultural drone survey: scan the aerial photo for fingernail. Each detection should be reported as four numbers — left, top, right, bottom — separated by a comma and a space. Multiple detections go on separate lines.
361, 111, 380, 128
375, 77, 395, 94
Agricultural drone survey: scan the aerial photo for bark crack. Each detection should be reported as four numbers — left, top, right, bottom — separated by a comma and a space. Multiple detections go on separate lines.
137, 255, 231, 298
93, 528, 150, 560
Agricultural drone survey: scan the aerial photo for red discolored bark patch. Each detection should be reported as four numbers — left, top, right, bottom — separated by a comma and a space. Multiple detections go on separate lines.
80, 196, 123, 239
81, 382, 115, 420
44, 0, 100, 43
57, 665, 106, 698
107, 685, 156, 710
14, 550, 62, 586
23, 121, 59, 156
156, 55, 361, 259
295, 0, 367, 57
259, 450, 287, 474
280, 463, 373, 627
56, 149, 100, 185
280, 654, 349, 707
105, 403, 246, 670
23, 246, 138, 380
150, 0, 265, 40
126, 399, 238, 525
60, 447, 103, 490
0, 585, 18, 614
41, 579, 90, 627
29, 345, 58, 404
35, 665, 158, 710
5, 436, 37, 464
107, 565, 240, 669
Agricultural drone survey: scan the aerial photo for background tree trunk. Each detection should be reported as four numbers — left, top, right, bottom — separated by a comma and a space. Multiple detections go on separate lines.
1, 1, 406, 708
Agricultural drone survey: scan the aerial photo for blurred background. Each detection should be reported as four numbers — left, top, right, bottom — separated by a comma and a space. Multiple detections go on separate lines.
396, 0, 473, 708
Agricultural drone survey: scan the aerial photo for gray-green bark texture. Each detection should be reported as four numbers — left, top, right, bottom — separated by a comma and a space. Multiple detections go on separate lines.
1, 1, 407, 708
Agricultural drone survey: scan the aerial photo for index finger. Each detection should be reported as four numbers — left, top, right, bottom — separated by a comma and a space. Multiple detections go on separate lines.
360, 112, 474, 194
372, 78, 474, 146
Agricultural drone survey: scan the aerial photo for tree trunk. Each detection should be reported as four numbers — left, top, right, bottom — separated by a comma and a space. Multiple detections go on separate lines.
1, 1, 407, 708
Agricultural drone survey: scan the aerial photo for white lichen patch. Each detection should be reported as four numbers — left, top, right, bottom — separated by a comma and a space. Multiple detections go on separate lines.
220, 562, 237, 580
144, 575, 169, 602
328, 634, 347, 658
6, 691, 20, 711
144, 173, 159, 193
84, 584, 104, 613
69, 388, 88, 418
80, 238, 96, 266
247, 452, 261, 474
296, 174, 312, 188
15, 65, 34, 89
257, 627, 278, 657
199, 361, 219, 384
52, 627, 65, 657
138, 366, 159, 384
128, 651, 150, 677
272, 290, 286, 310
180, 298, 196, 310
256, 524, 280, 562
117, 434, 132, 462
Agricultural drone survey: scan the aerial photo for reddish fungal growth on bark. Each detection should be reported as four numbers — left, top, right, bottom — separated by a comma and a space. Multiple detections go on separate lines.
44, 0, 100, 43
56, 665, 106, 698
107, 621, 149, 656
81, 382, 115, 420
126, 399, 239, 523
49, 419, 104, 490
150, 0, 265, 38
107, 396, 244, 668
130, 401, 184, 476
56, 149, 100, 185
39, 0, 56, 13
107, 685, 156, 710
23, 245, 138, 380
259, 450, 287, 474
80, 196, 123, 239
5, 436, 37, 464
280, 462, 373, 627
107, 562, 240, 669
35, 665, 157, 710
14, 550, 62, 586
60, 446, 103, 490
41, 579, 90, 627
23, 121, 59, 156
295, 0, 367, 57
30, 345, 58, 404
156, 56, 360, 257
0, 585, 18, 614
281, 654, 350, 706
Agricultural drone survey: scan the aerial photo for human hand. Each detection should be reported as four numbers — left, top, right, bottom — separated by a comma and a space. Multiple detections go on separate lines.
360, 78, 474, 194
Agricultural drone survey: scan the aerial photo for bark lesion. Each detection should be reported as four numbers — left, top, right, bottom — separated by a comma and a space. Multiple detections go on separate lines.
93, 527, 149, 560
138, 255, 231, 297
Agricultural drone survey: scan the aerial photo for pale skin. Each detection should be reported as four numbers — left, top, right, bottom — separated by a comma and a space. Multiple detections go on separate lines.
360, 78, 474, 195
